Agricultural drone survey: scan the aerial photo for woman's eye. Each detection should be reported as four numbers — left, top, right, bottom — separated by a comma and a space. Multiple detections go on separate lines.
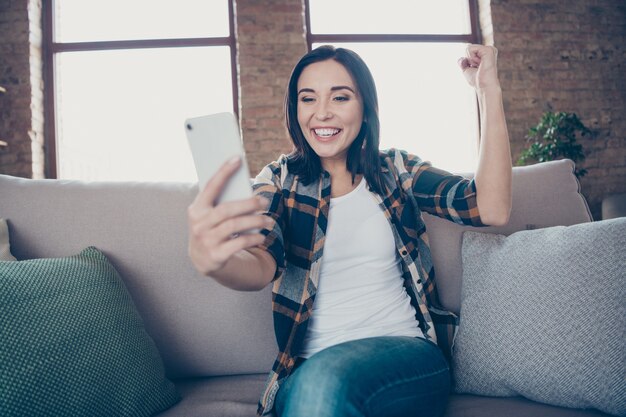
334, 96, 350, 102
300, 97, 314, 103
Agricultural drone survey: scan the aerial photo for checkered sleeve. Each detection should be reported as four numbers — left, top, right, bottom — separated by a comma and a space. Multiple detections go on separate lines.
252, 161, 286, 281
401, 151, 485, 227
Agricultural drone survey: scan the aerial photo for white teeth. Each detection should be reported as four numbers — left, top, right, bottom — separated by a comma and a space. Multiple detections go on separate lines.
314, 128, 340, 137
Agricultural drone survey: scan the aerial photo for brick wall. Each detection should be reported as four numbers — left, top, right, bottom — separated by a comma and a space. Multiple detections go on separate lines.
489, 0, 626, 219
0, 0, 44, 179
236, 0, 307, 174
1, 0, 624, 219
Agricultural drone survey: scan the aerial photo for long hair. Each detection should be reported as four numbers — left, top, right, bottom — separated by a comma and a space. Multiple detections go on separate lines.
284, 45, 384, 195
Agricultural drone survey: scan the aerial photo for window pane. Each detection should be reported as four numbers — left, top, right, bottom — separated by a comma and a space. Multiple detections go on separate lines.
309, 0, 471, 35
314, 43, 478, 173
55, 0, 230, 42
55, 47, 233, 182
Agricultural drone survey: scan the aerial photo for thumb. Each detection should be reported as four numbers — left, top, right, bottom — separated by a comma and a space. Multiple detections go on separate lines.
457, 57, 475, 71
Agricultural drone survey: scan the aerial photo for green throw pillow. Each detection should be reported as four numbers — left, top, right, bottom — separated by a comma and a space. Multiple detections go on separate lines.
0, 246, 180, 417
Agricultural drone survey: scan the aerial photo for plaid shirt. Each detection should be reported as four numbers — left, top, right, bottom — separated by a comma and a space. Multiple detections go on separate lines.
252, 148, 485, 416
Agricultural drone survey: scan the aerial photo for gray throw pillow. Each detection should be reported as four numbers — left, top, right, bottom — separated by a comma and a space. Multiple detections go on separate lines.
0, 218, 16, 261
453, 218, 626, 417
0, 246, 180, 417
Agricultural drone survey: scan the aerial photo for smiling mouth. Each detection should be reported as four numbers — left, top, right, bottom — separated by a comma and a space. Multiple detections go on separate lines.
313, 128, 342, 138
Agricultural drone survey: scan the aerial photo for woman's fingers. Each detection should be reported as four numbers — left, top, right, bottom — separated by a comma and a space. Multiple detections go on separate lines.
193, 155, 242, 208
461, 45, 497, 68
207, 195, 268, 230
464, 51, 479, 68
217, 232, 267, 261
196, 213, 271, 244
189, 232, 265, 276
186, 155, 273, 276
187, 191, 271, 275
192, 226, 266, 274
188, 213, 268, 275
213, 213, 272, 240
457, 57, 469, 70
459, 44, 500, 89
190, 192, 267, 226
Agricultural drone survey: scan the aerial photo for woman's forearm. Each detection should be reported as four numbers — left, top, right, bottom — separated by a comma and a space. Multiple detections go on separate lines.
207, 247, 276, 291
474, 86, 512, 226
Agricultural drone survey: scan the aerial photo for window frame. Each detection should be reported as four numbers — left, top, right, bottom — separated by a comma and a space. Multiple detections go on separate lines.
305, 0, 481, 48
304, 0, 483, 171
42, 0, 238, 179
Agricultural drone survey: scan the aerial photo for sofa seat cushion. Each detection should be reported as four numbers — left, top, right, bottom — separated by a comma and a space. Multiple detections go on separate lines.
156, 374, 267, 417
445, 394, 613, 417
155, 375, 613, 417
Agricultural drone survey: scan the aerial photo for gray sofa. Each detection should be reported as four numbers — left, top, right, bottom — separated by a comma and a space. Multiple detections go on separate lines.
0, 159, 615, 417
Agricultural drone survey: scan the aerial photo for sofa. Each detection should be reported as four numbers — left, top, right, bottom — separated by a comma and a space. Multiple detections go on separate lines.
0, 158, 623, 417
603, 193, 626, 220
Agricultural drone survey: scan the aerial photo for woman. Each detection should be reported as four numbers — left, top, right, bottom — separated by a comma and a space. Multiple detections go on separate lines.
188, 45, 511, 417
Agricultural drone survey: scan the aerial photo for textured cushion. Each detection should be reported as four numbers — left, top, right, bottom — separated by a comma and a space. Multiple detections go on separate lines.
0, 218, 16, 261
453, 218, 626, 416
0, 247, 180, 417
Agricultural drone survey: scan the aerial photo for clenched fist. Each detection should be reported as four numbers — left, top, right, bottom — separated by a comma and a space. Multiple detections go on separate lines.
458, 44, 501, 91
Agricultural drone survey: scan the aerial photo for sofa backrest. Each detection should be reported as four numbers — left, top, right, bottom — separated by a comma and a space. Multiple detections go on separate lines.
0, 159, 592, 378
0, 176, 276, 379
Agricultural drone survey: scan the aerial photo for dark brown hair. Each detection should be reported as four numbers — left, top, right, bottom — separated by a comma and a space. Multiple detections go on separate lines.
284, 45, 384, 195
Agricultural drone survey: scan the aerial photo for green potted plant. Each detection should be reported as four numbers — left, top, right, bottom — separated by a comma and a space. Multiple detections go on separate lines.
517, 111, 592, 178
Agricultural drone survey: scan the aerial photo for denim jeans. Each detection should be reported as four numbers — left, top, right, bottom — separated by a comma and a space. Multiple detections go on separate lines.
274, 336, 450, 417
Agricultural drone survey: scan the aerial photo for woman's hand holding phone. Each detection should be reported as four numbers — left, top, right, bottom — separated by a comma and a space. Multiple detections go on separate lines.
187, 156, 271, 276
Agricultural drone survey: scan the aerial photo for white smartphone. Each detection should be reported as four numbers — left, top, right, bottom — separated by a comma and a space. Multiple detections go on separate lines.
184, 112, 253, 203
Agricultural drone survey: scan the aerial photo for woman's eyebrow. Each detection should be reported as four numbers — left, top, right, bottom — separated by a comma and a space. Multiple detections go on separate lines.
297, 86, 356, 95
330, 86, 355, 93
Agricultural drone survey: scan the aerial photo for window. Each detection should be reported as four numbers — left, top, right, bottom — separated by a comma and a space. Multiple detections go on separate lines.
44, 0, 237, 182
306, 0, 481, 173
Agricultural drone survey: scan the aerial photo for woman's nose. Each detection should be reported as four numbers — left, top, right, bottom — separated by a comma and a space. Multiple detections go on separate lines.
315, 102, 332, 120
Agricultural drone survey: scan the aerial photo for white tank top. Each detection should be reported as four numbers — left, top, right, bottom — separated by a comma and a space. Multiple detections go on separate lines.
299, 178, 424, 358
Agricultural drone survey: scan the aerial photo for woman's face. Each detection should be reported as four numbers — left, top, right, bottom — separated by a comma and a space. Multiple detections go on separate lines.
296, 59, 364, 168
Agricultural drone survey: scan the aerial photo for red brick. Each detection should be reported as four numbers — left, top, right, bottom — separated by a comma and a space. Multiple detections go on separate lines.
492, 0, 626, 220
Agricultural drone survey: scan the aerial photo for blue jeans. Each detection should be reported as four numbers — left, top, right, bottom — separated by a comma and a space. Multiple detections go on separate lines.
274, 336, 450, 417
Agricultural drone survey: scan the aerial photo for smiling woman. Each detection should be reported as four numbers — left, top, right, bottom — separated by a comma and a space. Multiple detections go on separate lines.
187, 42, 512, 417
284, 46, 385, 195
296, 61, 364, 175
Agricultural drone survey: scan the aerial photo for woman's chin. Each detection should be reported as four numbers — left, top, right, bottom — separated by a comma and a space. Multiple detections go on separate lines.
306, 135, 354, 161
312, 145, 338, 159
